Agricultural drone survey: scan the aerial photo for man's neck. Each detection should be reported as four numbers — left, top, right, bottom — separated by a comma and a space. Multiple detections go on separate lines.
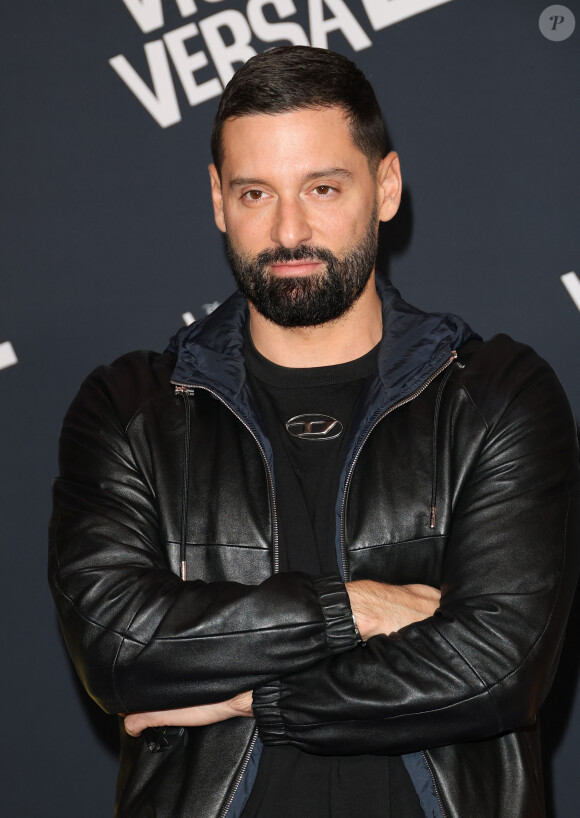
248, 274, 383, 368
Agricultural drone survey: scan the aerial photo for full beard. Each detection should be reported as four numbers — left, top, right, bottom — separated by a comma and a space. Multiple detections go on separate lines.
225, 208, 378, 328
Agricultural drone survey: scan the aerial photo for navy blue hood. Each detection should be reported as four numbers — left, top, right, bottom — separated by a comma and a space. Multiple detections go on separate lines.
167, 278, 477, 405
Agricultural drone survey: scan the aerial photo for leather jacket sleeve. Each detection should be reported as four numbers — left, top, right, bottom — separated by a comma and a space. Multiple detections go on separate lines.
252, 345, 580, 754
48, 352, 357, 715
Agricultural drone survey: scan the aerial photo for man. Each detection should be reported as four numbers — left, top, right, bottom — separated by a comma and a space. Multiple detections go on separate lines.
49, 46, 580, 818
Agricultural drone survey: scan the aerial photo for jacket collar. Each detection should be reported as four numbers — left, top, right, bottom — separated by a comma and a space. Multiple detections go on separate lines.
374, 278, 476, 404
168, 277, 476, 408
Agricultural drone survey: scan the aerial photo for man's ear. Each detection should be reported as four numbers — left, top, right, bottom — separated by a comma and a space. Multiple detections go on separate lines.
208, 163, 226, 233
376, 151, 402, 223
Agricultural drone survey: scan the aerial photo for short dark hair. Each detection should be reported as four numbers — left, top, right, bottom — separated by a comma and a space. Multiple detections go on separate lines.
211, 46, 389, 174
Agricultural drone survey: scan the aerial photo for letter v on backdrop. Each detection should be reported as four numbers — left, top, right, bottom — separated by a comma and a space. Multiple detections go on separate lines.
121, 0, 198, 34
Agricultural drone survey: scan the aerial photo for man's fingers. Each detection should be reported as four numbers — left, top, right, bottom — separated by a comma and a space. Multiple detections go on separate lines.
123, 695, 254, 738
405, 583, 441, 614
124, 713, 148, 737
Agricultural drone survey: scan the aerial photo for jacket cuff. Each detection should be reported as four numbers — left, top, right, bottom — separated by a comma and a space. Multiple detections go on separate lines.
252, 682, 287, 745
311, 573, 358, 654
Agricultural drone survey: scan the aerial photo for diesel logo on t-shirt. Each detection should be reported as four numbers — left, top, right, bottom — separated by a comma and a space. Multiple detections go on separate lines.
285, 414, 343, 440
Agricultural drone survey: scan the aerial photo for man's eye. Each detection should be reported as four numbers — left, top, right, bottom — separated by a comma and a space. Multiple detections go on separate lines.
314, 185, 333, 195
244, 190, 263, 201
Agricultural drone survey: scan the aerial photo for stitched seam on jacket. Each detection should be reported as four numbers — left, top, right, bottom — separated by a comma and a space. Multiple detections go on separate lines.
167, 540, 269, 551
121, 358, 176, 434
459, 367, 551, 435
455, 382, 490, 433
484, 490, 571, 711
428, 619, 501, 732
50, 587, 149, 644
349, 535, 445, 552
48, 591, 327, 644
433, 490, 572, 732
283, 687, 492, 729
111, 635, 128, 713
51, 590, 131, 711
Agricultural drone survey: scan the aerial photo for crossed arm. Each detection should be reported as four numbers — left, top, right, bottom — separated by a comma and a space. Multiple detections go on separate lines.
50, 349, 580, 754
124, 581, 441, 736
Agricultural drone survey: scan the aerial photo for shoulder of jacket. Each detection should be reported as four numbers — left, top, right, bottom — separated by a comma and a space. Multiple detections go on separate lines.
73, 349, 178, 429
454, 333, 567, 428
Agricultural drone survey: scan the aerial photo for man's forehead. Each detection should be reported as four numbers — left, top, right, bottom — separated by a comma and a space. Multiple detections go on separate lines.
219, 106, 365, 174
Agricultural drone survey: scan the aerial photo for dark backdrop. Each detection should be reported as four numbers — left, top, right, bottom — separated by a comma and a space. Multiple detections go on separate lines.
2, 1, 579, 815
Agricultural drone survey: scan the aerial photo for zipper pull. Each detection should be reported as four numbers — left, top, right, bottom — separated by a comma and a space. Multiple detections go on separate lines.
174, 384, 195, 396
452, 349, 466, 369
429, 506, 437, 529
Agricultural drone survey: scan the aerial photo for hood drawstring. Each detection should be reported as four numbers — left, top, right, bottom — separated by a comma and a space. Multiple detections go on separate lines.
180, 391, 192, 580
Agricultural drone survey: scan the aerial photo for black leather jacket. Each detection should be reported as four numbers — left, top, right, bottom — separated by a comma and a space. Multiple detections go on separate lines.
49, 283, 580, 818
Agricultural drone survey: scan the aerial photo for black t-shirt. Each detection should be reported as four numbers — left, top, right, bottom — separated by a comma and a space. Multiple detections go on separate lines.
241, 329, 424, 818
245, 330, 376, 576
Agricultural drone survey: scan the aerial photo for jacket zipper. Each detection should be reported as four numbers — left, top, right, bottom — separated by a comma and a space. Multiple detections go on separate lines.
422, 751, 447, 818
218, 731, 259, 818
339, 351, 457, 818
179, 392, 192, 580
339, 350, 458, 581
172, 380, 277, 818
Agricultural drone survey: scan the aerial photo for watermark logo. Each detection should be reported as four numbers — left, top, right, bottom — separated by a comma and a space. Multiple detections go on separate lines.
539, 6, 576, 41
0, 341, 18, 371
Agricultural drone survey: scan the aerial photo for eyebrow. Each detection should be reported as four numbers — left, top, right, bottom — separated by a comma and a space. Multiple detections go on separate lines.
228, 167, 353, 189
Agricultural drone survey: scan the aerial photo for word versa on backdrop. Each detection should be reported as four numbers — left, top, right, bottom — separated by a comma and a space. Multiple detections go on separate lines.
110, 0, 454, 127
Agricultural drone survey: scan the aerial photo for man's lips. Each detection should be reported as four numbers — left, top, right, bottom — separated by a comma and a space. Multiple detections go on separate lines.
268, 260, 323, 277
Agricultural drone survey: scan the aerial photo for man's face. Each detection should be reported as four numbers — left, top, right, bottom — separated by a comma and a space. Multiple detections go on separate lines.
209, 107, 399, 328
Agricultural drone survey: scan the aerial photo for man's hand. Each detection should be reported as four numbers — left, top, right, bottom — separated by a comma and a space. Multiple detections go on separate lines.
346, 581, 441, 641
124, 690, 253, 737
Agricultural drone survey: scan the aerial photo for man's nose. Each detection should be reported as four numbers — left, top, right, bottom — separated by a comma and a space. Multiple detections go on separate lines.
270, 198, 312, 248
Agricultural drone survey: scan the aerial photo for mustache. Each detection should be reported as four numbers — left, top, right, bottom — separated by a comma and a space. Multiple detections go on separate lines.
255, 245, 336, 266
